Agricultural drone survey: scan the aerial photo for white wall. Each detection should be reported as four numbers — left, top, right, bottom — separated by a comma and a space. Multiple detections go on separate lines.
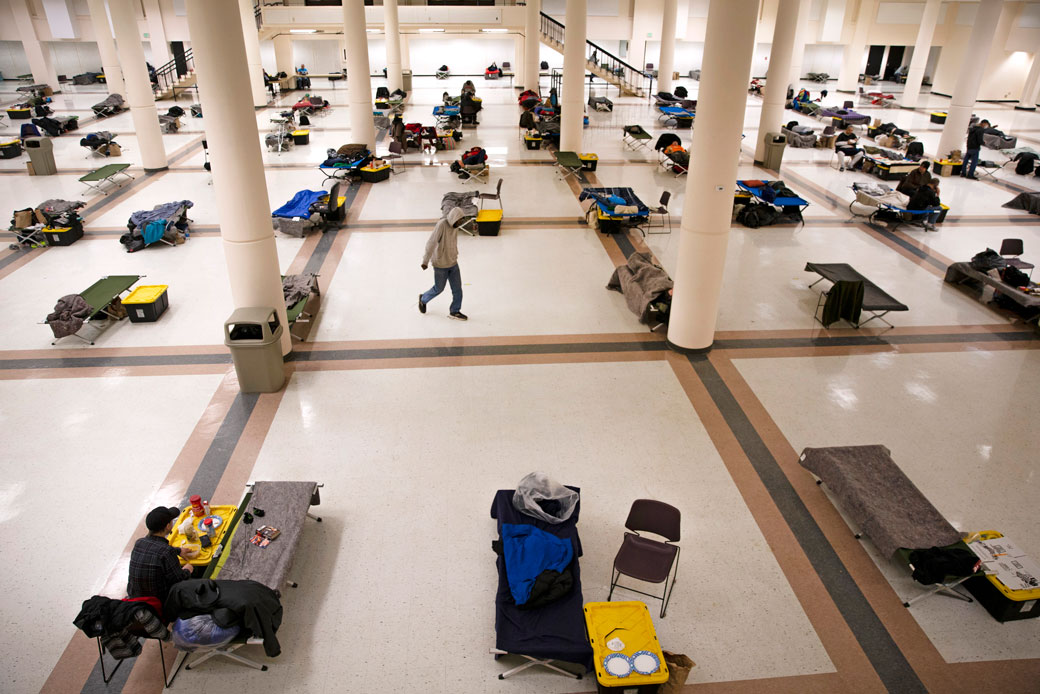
0, 41, 31, 79
406, 36, 517, 75
48, 40, 101, 76
802, 43, 844, 77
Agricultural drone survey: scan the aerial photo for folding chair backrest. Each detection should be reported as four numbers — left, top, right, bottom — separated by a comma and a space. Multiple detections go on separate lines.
843, 100, 854, 109
625, 499, 680, 542
389, 141, 403, 155
495, 178, 503, 197
999, 238, 1024, 257
660, 191, 671, 207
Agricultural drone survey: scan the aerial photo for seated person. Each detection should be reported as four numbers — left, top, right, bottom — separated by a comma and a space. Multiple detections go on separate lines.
296, 64, 311, 89
127, 506, 196, 603
907, 178, 942, 231
835, 126, 864, 171
296, 64, 308, 75
896, 161, 932, 196
461, 80, 476, 96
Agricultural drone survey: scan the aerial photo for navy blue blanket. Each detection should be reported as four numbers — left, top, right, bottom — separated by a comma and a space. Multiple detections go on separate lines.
501, 523, 573, 605
272, 190, 326, 219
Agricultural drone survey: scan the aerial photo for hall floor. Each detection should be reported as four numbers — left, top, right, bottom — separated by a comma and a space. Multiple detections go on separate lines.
1, 73, 1038, 694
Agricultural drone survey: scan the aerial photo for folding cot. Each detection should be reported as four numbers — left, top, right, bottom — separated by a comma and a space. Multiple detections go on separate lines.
43, 275, 141, 344
578, 187, 650, 234
80, 131, 120, 158
622, 125, 652, 152
121, 200, 193, 252
319, 150, 370, 182
91, 94, 124, 118
283, 274, 321, 341
657, 106, 694, 128
489, 488, 593, 680
433, 105, 460, 129
80, 163, 134, 195
820, 107, 870, 129
849, 182, 947, 231
805, 262, 908, 328
736, 180, 810, 224
553, 150, 583, 182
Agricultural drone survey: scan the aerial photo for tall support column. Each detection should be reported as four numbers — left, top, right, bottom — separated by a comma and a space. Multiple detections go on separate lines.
343, 0, 377, 152
560, 0, 586, 152
901, 0, 940, 108
109, 0, 168, 171
788, 0, 811, 88
514, 33, 525, 88
142, 0, 171, 66
186, 0, 290, 356
10, 0, 59, 89
86, 0, 125, 96
238, 0, 268, 107
755, 0, 800, 164
401, 32, 411, 71
657, 0, 678, 94
667, 0, 757, 352
384, 0, 403, 92
525, 0, 541, 92
1016, 52, 1040, 110
936, 0, 1003, 158
273, 35, 294, 77
837, 0, 875, 92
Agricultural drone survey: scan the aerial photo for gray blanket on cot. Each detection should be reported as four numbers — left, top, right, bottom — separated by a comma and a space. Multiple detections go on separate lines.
217, 481, 317, 590
441, 192, 478, 219
282, 274, 316, 305
46, 294, 90, 338
606, 252, 673, 324
798, 445, 961, 557
1002, 192, 1040, 215
37, 199, 85, 216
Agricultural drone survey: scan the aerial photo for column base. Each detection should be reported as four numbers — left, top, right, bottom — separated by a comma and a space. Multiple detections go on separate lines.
835, 89, 855, 94
666, 338, 713, 355
1014, 105, 1037, 111
143, 166, 169, 173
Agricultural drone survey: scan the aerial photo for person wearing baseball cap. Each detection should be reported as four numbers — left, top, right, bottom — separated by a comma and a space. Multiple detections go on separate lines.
127, 506, 195, 602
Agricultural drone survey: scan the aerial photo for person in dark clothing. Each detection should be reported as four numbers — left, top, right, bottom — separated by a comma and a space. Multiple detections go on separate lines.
908, 177, 942, 230
127, 506, 195, 603
962, 119, 989, 180
835, 126, 863, 171
390, 114, 406, 150
897, 161, 932, 195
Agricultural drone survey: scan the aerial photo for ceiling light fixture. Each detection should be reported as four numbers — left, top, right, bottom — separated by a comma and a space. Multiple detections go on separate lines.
418, 28, 445, 33
481, 28, 509, 33
289, 29, 317, 34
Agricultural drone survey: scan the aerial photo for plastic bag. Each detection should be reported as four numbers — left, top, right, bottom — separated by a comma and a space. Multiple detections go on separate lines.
512, 472, 578, 524
171, 615, 240, 652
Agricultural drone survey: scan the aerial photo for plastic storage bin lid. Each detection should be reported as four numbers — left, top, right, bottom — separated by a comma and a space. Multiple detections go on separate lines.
476, 209, 502, 222
362, 164, 390, 172
579, 153, 598, 159
43, 226, 71, 233
292, 129, 309, 136
123, 284, 169, 304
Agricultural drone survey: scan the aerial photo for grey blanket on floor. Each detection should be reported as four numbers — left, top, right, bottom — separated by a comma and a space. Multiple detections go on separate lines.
798, 445, 961, 557
1002, 192, 1040, 215
606, 252, 673, 324
217, 481, 317, 591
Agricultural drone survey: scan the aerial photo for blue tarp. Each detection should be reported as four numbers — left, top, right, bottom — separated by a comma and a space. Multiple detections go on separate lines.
501, 523, 573, 606
272, 189, 326, 219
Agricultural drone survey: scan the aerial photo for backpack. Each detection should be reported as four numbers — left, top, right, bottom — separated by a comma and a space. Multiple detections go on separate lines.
738, 202, 779, 229
1002, 265, 1030, 288
1014, 153, 1036, 175
167, 105, 185, 117
906, 141, 924, 160
673, 86, 688, 98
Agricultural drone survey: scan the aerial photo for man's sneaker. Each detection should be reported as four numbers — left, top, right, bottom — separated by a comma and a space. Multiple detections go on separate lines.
449, 311, 468, 321
839, 166, 845, 172
418, 294, 426, 314
924, 222, 936, 231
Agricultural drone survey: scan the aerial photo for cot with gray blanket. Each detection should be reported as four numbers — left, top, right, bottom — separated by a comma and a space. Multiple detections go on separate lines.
121, 200, 193, 252
781, 125, 817, 148
607, 252, 673, 330
43, 275, 141, 344
282, 274, 322, 341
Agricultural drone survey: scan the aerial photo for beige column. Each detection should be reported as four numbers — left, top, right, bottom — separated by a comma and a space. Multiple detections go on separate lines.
560, 0, 586, 152
524, 0, 541, 92
901, 0, 941, 108
755, 0, 800, 165
110, 0, 168, 171
237, 0, 269, 107
837, 0, 875, 92
86, 0, 125, 96
788, 0, 811, 87
657, 0, 677, 93
384, 0, 403, 92
343, 0, 377, 152
273, 35, 294, 77
142, 0, 171, 66
186, 0, 290, 356
400, 32, 411, 71
1017, 52, 1040, 110
514, 33, 525, 87
10, 0, 59, 89
667, 0, 758, 352
936, 0, 1004, 158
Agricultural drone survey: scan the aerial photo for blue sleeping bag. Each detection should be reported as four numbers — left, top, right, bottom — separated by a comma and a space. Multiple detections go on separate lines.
501, 523, 574, 605
273, 189, 326, 219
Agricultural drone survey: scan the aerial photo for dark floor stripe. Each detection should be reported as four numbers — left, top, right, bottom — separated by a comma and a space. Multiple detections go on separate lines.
303, 181, 361, 276
0, 248, 39, 271
612, 230, 637, 259
79, 390, 259, 694
288, 340, 668, 363
713, 330, 1039, 350
687, 354, 928, 694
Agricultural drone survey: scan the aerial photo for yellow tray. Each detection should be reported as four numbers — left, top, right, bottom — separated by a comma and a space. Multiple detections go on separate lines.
124, 285, 168, 305
584, 601, 670, 686
579, 153, 598, 161
966, 530, 1040, 601
168, 505, 238, 566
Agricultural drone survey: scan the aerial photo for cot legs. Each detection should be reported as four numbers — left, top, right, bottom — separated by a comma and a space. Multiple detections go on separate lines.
903, 576, 974, 608
185, 642, 267, 672
490, 649, 583, 680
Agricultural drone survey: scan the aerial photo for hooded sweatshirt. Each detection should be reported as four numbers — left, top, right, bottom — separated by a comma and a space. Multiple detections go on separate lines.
423, 206, 466, 269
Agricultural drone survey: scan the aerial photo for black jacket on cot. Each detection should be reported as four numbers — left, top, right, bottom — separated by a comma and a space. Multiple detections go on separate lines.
966, 125, 986, 150
164, 579, 283, 657
908, 186, 940, 211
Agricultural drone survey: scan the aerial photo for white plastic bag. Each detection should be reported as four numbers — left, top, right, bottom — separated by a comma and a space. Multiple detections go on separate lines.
512, 472, 578, 524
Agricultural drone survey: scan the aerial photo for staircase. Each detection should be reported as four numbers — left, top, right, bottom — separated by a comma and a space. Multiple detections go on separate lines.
538, 12, 650, 98
153, 49, 197, 101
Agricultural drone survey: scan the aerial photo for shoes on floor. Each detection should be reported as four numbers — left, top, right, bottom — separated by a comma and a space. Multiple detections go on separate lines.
923, 222, 936, 231
965, 175, 979, 180
449, 312, 468, 321
839, 166, 845, 172
418, 294, 426, 314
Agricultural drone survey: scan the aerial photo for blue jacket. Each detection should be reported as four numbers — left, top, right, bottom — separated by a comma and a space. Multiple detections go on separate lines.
501, 523, 573, 605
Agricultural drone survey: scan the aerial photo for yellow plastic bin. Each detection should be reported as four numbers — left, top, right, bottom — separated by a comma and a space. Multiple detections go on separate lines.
292, 129, 310, 145
579, 153, 599, 171
123, 284, 170, 323
965, 531, 1040, 622
361, 164, 391, 182
584, 601, 670, 692
524, 135, 542, 150
43, 225, 83, 246
476, 209, 502, 236
930, 111, 947, 124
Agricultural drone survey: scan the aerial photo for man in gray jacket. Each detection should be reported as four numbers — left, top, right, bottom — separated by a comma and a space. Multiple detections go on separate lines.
419, 206, 468, 320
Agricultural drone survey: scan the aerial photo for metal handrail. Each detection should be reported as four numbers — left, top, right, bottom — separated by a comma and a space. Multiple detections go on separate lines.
152, 48, 194, 99
538, 12, 649, 96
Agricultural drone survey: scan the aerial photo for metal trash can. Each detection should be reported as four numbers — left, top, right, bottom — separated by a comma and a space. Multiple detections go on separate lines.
25, 136, 56, 175
762, 132, 787, 171
401, 69, 412, 91
223, 307, 285, 393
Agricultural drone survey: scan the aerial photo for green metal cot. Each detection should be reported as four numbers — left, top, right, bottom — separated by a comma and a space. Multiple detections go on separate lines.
79, 162, 134, 195
44, 274, 141, 344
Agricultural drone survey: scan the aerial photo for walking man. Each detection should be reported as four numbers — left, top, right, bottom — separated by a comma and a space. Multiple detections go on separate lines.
419, 206, 468, 321
961, 119, 989, 180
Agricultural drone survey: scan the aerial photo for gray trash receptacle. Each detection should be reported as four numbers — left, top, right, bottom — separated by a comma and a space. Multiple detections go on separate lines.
224, 307, 285, 393
763, 132, 787, 171
401, 69, 412, 92
25, 137, 56, 175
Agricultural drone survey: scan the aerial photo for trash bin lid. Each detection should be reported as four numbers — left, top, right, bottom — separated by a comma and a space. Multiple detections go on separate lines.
225, 307, 282, 343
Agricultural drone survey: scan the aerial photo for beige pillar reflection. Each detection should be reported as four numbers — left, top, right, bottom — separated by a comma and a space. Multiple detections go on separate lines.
837, 0, 875, 93
238, 0, 269, 107
86, 0, 125, 96
343, 0, 377, 151
274, 35, 294, 78
142, 0, 171, 66
524, 0, 541, 92
657, 0, 678, 94
186, 0, 291, 355
755, 0, 800, 164
901, 0, 941, 108
788, 0, 811, 87
10, 0, 59, 89
109, 0, 168, 171
560, 0, 586, 152
936, 0, 1004, 158
385, 0, 403, 92
667, 0, 758, 352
